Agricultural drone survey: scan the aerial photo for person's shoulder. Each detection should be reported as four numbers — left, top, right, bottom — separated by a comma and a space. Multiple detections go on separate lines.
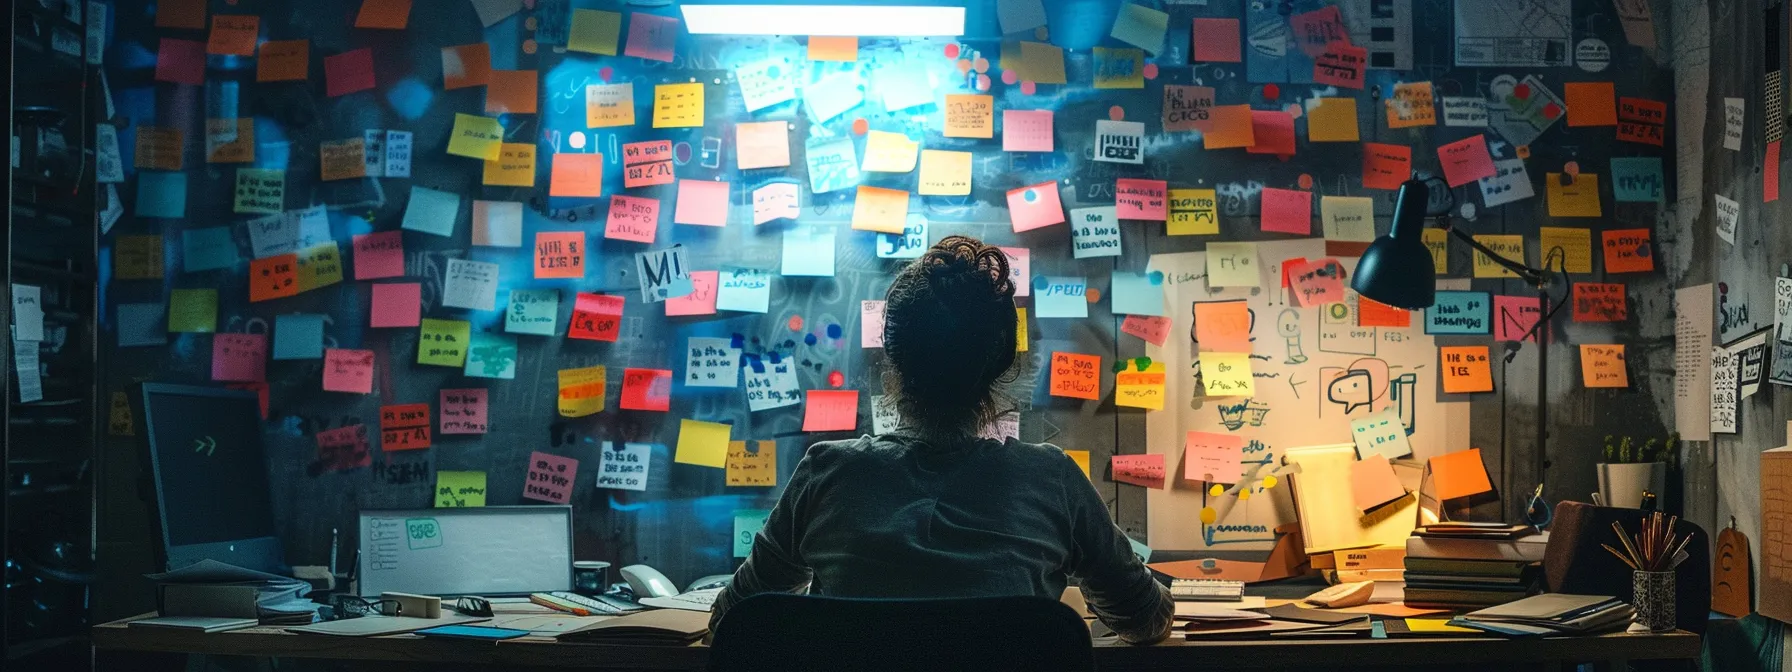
801, 435, 880, 463
998, 439, 1083, 472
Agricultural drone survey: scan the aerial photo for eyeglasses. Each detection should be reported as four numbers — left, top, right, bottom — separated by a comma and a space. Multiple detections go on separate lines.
454, 596, 493, 617
329, 596, 403, 620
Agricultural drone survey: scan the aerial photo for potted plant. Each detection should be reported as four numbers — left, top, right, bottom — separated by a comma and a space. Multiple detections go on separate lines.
1597, 434, 1676, 509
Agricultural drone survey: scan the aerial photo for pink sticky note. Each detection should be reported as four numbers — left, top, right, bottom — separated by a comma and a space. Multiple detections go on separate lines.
674, 179, 730, 226
1115, 179, 1168, 220
1288, 5, 1348, 57
439, 388, 490, 434
1192, 18, 1242, 63
1000, 247, 1031, 297
861, 300, 886, 348
802, 390, 860, 432
1287, 258, 1346, 307
211, 333, 267, 382
1770, 141, 1783, 203
156, 38, 207, 86
523, 451, 579, 504
1438, 135, 1497, 187
1002, 110, 1055, 152
370, 283, 422, 328
1260, 188, 1312, 235
1247, 110, 1297, 156
1184, 431, 1245, 483
620, 368, 673, 411
1007, 182, 1065, 232
1112, 454, 1166, 488
353, 231, 405, 280
665, 270, 718, 316
315, 425, 371, 472
623, 13, 679, 62
323, 348, 375, 394
325, 48, 376, 97
605, 195, 660, 243
1494, 295, 1543, 343
1122, 315, 1171, 346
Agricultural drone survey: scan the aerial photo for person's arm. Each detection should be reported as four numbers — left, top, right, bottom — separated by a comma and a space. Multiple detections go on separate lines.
706, 444, 828, 636
1059, 455, 1174, 645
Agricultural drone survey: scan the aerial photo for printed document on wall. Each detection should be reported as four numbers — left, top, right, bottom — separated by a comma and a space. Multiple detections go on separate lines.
1674, 284, 1713, 441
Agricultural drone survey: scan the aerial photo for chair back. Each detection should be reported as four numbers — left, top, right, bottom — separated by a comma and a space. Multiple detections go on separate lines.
1545, 501, 1710, 634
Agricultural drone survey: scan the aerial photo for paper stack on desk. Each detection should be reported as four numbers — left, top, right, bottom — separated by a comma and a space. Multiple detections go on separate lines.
146, 559, 320, 625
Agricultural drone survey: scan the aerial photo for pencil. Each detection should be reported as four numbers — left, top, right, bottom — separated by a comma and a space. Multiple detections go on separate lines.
1603, 544, 1640, 570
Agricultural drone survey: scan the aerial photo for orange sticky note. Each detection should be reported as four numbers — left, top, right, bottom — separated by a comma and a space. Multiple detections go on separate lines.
483, 143, 537, 187
735, 121, 791, 170
1429, 448, 1494, 501
1581, 344, 1630, 388
355, 0, 412, 29
1439, 346, 1493, 394
319, 137, 367, 181
549, 153, 603, 198
620, 368, 673, 411
1602, 228, 1656, 273
156, 0, 207, 29
851, 186, 909, 234
206, 15, 259, 56
1564, 82, 1617, 127
1193, 301, 1252, 351
379, 403, 431, 451
1049, 352, 1101, 400
442, 43, 492, 90
944, 94, 995, 139
1358, 296, 1412, 328
802, 390, 860, 432
534, 232, 585, 279
249, 254, 300, 303
1203, 105, 1255, 149
257, 40, 309, 82
486, 70, 539, 115
807, 36, 857, 62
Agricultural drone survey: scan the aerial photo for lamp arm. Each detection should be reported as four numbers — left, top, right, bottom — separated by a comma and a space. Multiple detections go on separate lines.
1442, 223, 1550, 288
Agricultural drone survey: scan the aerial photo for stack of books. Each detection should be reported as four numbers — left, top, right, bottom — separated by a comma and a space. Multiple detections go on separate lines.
1402, 524, 1548, 610
1451, 594, 1635, 636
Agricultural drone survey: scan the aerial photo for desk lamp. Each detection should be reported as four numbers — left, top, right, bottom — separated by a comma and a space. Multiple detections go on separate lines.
1351, 177, 1564, 526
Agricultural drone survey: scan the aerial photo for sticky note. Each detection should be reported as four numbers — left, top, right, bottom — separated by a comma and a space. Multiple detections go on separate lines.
1307, 97, 1359, 142
379, 404, 431, 452
506, 289, 559, 336
1116, 362, 1167, 411
315, 425, 370, 472
324, 48, 374, 96
638, 246, 695, 300
417, 319, 470, 367
1111, 272, 1164, 316
534, 231, 586, 279
1387, 82, 1436, 128
1438, 135, 1497, 187
248, 254, 299, 303
441, 43, 492, 90
1093, 47, 1144, 89
736, 121, 790, 170
272, 314, 325, 360
135, 126, 183, 171
1203, 105, 1255, 149
718, 268, 771, 313
1362, 143, 1413, 190
1288, 258, 1347, 307
206, 14, 259, 56
801, 390, 859, 432
804, 71, 864, 123
1603, 228, 1655, 273
257, 40, 309, 82
156, 0, 207, 29
350, 231, 403, 281
1183, 431, 1243, 483
1351, 411, 1413, 460
568, 9, 621, 55
320, 138, 367, 181
1192, 301, 1250, 352
550, 153, 604, 198
652, 83, 704, 128
1573, 283, 1627, 322
1581, 345, 1630, 388
1317, 196, 1375, 243
750, 183, 800, 225
1564, 82, 1617, 126
1314, 43, 1367, 89
1206, 242, 1260, 288
596, 442, 651, 491
355, 0, 411, 29
447, 113, 504, 161
435, 471, 487, 508
1618, 97, 1668, 146
1035, 276, 1089, 319
1070, 207, 1121, 258
1167, 189, 1219, 235
568, 293, 624, 341
807, 36, 857, 61
1247, 110, 1296, 156
137, 172, 187, 219
676, 419, 733, 468
674, 180, 730, 227
1259, 188, 1312, 235
442, 258, 499, 311
210, 333, 266, 383
1049, 352, 1101, 400
1112, 454, 1166, 488
1163, 85, 1214, 133
862, 131, 919, 172
1493, 295, 1543, 342
1114, 179, 1167, 221
1192, 17, 1242, 62
1611, 157, 1665, 202
586, 83, 635, 128
522, 452, 578, 504
1111, 3, 1168, 53
686, 336, 742, 388
558, 366, 606, 417
1539, 227, 1593, 274
155, 38, 206, 86
1429, 449, 1494, 501
1440, 346, 1494, 394
945, 94, 994, 138
399, 186, 459, 238
1289, 5, 1347, 56
233, 168, 283, 215
727, 442, 777, 487
113, 235, 164, 280
440, 389, 488, 434
623, 13, 679, 62
370, 283, 421, 328
736, 60, 796, 112
1471, 235, 1526, 279
1001, 247, 1031, 297
848, 186, 909, 234
1007, 182, 1065, 232
1199, 352, 1254, 397
1547, 174, 1603, 217
743, 357, 801, 412
1358, 296, 1412, 328
918, 150, 972, 196
482, 143, 536, 187
620, 368, 673, 412
1017, 309, 1030, 351
804, 135, 860, 193
606, 195, 660, 243
1425, 291, 1491, 335
1002, 110, 1055, 152
323, 348, 375, 394
665, 270, 717, 316
734, 509, 771, 557
295, 242, 344, 293
1423, 229, 1449, 274
781, 226, 836, 277
1015, 41, 1067, 84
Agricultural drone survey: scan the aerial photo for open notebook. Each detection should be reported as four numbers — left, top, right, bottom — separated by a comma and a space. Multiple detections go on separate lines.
556, 609, 709, 645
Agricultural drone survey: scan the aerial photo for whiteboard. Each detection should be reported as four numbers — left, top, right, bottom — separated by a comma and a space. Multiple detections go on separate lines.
1143, 242, 1470, 551
357, 507, 573, 597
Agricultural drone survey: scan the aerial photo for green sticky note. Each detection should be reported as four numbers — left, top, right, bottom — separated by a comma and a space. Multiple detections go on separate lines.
568, 9, 621, 56
463, 331, 518, 379
168, 289, 218, 333
434, 471, 487, 508
418, 318, 471, 367
733, 509, 771, 558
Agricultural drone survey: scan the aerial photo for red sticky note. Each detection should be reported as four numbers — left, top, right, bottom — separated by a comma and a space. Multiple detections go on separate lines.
441, 43, 492, 90
605, 195, 660, 243
1115, 179, 1168, 220
1770, 141, 1783, 203
1121, 315, 1170, 346
1437, 135, 1496, 187
379, 403, 431, 451
1288, 5, 1348, 57
1049, 352, 1101, 400
211, 333, 267, 382
1247, 110, 1296, 156
1571, 283, 1628, 322
323, 348, 375, 394
1358, 296, 1412, 328
1564, 82, 1617, 127
1112, 454, 1166, 488
1494, 295, 1543, 342
569, 292, 624, 341
1602, 228, 1656, 273
623, 141, 675, 188
1260, 188, 1312, 235
550, 153, 604, 198
1287, 258, 1346, 307
1362, 143, 1412, 190
665, 270, 718, 316
352, 231, 405, 280
155, 39, 207, 86
370, 283, 422, 328
524, 451, 579, 503
315, 425, 371, 472
1191, 18, 1241, 63
802, 390, 860, 432
1617, 97, 1667, 146
325, 48, 376, 97
439, 388, 489, 434
1007, 182, 1066, 232
1279, 257, 1305, 289
674, 179, 730, 226
249, 254, 300, 303
1193, 301, 1252, 351
620, 368, 673, 411
534, 231, 586, 279
623, 13, 679, 62
1313, 43, 1367, 89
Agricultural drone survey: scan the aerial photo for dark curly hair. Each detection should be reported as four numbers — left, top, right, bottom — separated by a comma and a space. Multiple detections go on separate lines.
881, 236, 1019, 439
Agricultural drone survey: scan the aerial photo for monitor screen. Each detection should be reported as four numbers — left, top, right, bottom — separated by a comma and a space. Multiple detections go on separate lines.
142, 385, 278, 549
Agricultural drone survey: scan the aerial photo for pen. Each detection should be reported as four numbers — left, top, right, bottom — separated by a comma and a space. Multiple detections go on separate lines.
330, 528, 340, 577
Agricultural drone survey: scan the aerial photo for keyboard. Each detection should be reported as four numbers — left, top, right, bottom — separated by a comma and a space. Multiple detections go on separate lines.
530, 591, 644, 615
1169, 579, 1246, 602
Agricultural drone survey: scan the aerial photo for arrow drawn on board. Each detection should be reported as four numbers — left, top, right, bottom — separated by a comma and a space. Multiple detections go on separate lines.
192, 436, 216, 456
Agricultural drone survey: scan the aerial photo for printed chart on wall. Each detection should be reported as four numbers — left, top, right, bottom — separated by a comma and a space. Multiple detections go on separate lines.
1143, 241, 1466, 551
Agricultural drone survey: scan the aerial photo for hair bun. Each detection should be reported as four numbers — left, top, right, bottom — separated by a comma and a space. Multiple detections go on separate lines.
921, 236, 1014, 300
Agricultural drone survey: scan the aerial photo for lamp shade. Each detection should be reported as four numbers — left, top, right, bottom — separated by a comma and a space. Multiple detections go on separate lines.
1350, 178, 1437, 309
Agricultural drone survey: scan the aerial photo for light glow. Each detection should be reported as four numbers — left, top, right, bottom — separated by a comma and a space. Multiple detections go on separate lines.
680, 5, 966, 37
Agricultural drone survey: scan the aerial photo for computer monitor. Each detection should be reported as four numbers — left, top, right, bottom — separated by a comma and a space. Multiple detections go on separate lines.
140, 383, 284, 573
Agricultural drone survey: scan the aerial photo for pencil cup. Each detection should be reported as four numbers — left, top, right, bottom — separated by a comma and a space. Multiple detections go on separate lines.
1632, 570, 1676, 631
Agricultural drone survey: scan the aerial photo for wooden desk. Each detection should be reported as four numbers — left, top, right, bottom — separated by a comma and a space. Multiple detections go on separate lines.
94, 614, 1701, 671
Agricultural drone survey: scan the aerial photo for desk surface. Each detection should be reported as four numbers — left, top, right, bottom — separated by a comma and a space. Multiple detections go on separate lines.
93, 613, 1701, 672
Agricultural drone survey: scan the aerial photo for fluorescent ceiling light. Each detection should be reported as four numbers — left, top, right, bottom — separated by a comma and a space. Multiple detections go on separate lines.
680, 5, 965, 37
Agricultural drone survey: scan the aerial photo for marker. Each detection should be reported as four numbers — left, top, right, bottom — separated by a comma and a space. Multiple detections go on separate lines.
330, 528, 340, 577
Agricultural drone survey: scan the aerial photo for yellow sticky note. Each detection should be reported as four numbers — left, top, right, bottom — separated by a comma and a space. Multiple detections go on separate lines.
1093, 47, 1144, 89
586, 83, 636, 129
675, 418, 732, 469
1307, 98, 1360, 142
1581, 344, 1629, 388
418, 319, 471, 367
1017, 307, 1029, 352
851, 186, 910, 234
1168, 189, 1219, 235
652, 83, 704, 129
1547, 173, 1603, 217
1066, 450, 1091, 479
296, 242, 344, 292
944, 94, 994, 138
1116, 361, 1167, 410
1016, 41, 1067, 84
862, 131, 919, 173
1405, 619, 1475, 634
807, 36, 857, 62
557, 366, 606, 417
483, 142, 537, 187
1422, 228, 1448, 274
447, 113, 504, 161
1320, 195, 1376, 242
1205, 242, 1260, 288
568, 9, 621, 56
435, 471, 487, 507
1199, 352, 1254, 397
726, 441, 778, 486
1539, 227, 1594, 274
918, 150, 972, 195
1471, 234, 1525, 279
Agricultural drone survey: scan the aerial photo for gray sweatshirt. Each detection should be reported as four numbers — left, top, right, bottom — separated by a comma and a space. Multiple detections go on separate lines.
708, 434, 1175, 645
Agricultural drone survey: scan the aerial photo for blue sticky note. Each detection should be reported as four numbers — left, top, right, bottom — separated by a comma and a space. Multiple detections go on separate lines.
733, 509, 773, 558
1425, 291, 1492, 335
717, 267, 772, 313
401, 186, 461, 237
1610, 157, 1664, 203
804, 136, 860, 194
464, 332, 519, 379
781, 226, 836, 277
181, 226, 239, 273
876, 214, 928, 259
272, 313, 325, 360
1111, 272, 1165, 316
136, 172, 187, 219
1035, 276, 1090, 319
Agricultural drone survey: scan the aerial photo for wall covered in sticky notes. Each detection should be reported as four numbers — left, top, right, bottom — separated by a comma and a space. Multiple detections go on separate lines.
95, 0, 1675, 605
